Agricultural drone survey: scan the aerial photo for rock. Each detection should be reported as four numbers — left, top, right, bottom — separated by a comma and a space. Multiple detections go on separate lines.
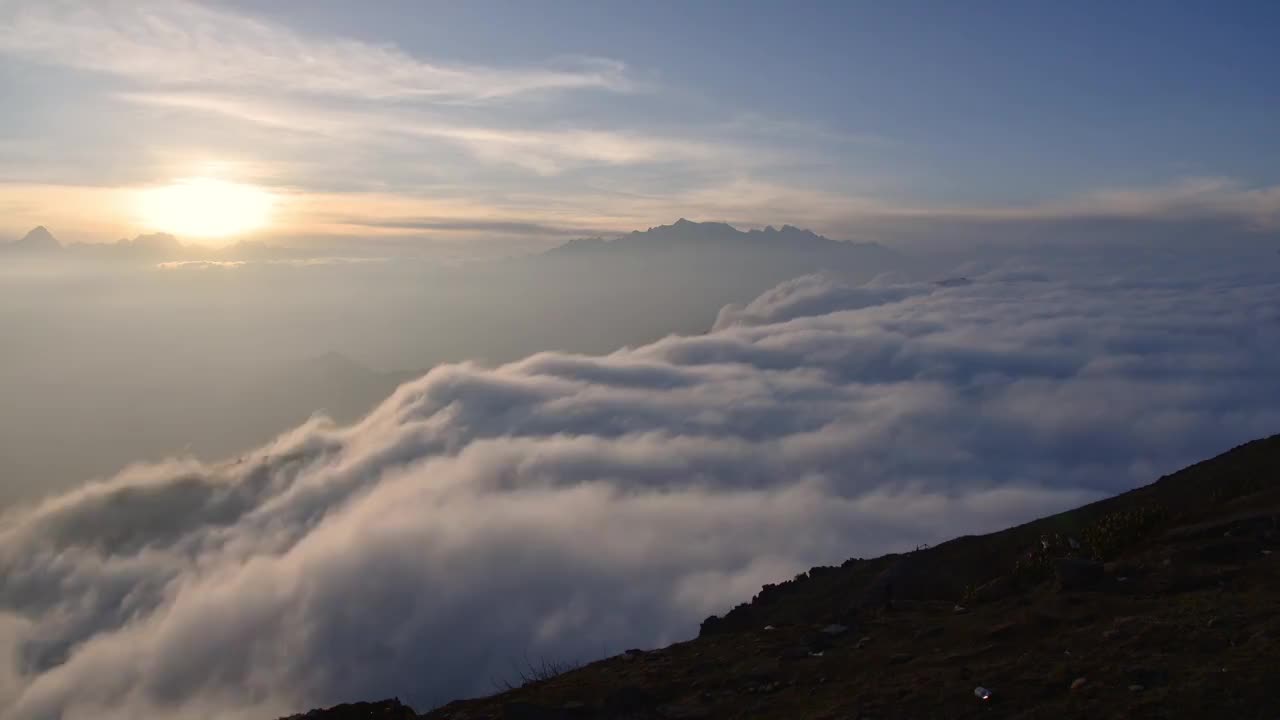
1054, 558, 1105, 591
807, 635, 834, 653
1163, 568, 1236, 593
1045, 664, 1071, 686
603, 686, 656, 714
1103, 561, 1140, 577
858, 556, 915, 610
1125, 667, 1170, 688
503, 702, 579, 720
888, 653, 913, 665
985, 620, 1019, 640
913, 625, 944, 640
1129, 684, 1145, 692
658, 703, 713, 719
969, 575, 1014, 604
855, 636, 871, 649
1195, 538, 1260, 564
821, 623, 849, 636
742, 664, 778, 685
698, 614, 724, 637
1070, 677, 1088, 691
281, 699, 417, 720
779, 646, 810, 661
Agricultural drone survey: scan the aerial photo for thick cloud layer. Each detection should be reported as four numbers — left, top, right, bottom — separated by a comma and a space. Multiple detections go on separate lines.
3, 257, 1279, 718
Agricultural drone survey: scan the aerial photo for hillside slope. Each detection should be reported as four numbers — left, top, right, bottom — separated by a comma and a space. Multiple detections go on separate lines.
286, 434, 1280, 719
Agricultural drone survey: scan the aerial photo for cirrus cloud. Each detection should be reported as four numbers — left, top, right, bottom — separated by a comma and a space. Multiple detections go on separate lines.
0, 0, 630, 102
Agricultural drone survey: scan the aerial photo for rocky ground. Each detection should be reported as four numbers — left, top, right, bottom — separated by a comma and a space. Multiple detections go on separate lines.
283, 434, 1280, 719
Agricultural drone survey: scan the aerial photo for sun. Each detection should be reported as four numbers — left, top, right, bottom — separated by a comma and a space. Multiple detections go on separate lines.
138, 178, 275, 239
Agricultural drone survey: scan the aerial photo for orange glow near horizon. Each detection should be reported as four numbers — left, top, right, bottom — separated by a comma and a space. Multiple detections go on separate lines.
137, 178, 275, 240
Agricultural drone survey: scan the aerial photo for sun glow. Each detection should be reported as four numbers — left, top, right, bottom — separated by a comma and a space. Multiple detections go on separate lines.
139, 178, 274, 239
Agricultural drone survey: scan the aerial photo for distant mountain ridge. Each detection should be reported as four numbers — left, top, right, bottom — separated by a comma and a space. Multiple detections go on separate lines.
536, 218, 918, 286
9, 226, 62, 253
0, 226, 305, 263
547, 218, 888, 255
6, 220, 909, 270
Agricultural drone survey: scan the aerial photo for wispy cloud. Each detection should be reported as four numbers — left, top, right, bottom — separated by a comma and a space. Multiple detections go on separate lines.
0, 0, 881, 229
3, 0, 1277, 249
846, 177, 1280, 228
1057, 177, 1280, 226
117, 90, 734, 176
0, 0, 630, 102
336, 218, 611, 238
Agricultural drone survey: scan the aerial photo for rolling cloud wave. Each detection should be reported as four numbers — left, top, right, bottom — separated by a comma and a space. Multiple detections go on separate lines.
3, 260, 1279, 718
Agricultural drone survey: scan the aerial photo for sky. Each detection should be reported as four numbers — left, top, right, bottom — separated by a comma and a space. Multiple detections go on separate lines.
4, 4, 1280, 716
2, 0, 1279, 247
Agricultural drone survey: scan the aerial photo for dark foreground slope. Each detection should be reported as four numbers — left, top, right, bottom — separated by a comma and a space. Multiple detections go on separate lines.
286, 434, 1280, 720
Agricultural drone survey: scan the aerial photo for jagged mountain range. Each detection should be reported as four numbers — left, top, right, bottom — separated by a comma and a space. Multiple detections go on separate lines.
1, 219, 917, 505
0, 225, 307, 262
540, 218, 910, 272
3, 219, 913, 272
551, 218, 878, 253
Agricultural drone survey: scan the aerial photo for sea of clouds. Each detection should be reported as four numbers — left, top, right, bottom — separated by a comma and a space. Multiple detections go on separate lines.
3, 254, 1279, 718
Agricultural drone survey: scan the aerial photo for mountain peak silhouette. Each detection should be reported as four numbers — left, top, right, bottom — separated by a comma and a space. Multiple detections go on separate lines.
12, 226, 62, 252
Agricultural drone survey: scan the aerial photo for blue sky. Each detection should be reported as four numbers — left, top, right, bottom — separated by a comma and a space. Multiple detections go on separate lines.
242, 0, 1280, 197
1, 0, 1278, 245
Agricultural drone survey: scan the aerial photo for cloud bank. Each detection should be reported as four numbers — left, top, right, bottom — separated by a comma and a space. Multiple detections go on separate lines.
3, 259, 1279, 718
